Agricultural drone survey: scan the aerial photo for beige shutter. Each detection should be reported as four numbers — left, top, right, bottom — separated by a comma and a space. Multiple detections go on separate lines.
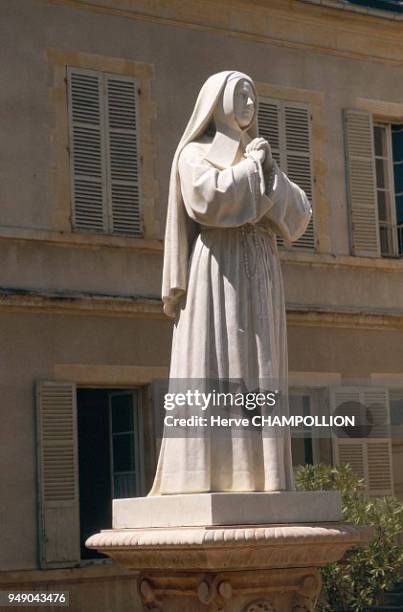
106, 75, 142, 236
337, 440, 366, 481
258, 98, 284, 249
284, 103, 315, 249
36, 381, 80, 567
258, 98, 314, 250
330, 387, 393, 496
68, 68, 107, 233
258, 99, 281, 166
344, 109, 380, 257
68, 69, 142, 237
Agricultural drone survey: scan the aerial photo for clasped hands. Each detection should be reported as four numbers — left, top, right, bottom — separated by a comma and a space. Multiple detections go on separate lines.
245, 137, 273, 174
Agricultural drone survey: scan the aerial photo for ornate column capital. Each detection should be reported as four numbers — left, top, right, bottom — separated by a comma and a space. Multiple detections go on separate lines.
87, 521, 372, 611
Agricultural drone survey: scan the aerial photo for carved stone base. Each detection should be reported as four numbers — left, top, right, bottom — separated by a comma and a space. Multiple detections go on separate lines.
138, 567, 321, 611
86, 522, 372, 611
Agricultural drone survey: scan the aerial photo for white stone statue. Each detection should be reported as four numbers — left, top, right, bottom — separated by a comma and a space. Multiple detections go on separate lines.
150, 71, 312, 495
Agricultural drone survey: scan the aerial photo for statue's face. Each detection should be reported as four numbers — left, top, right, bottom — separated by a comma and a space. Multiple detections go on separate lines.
233, 80, 256, 128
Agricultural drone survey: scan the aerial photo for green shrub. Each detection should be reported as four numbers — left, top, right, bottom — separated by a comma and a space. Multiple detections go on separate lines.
295, 463, 403, 612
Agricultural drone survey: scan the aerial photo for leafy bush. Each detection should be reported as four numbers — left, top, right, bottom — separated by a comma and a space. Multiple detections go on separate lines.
295, 463, 403, 612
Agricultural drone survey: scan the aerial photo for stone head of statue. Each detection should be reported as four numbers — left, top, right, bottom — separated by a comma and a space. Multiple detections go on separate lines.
233, 78, 257, 129
211, 73, 257, 134
206, 72, 258, 168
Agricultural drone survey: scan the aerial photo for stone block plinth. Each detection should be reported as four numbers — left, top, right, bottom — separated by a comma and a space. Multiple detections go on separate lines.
113, 491, 341, 529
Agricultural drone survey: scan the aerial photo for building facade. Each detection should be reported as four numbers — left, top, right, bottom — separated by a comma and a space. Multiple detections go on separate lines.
0, 0, 402, 609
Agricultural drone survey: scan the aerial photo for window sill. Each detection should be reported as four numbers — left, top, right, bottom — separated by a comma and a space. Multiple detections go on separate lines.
280, 249, 403, 270
1, 226, 401, 270
0, 287, 164, 318
0, 225, 163, 253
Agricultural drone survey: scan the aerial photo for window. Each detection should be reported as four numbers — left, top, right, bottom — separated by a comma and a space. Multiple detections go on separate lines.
390, 388, 403, 437
374, 123, 403, 257
67, 68, 142, 236
348, 0, 403, 13
330, 387, 393, 495
289, 389, 328, 468
258, 99, 315, 250
389, 389, 403, 500
345, 109, 403, 258
290, 392, 315, 466
36, 382, 146, 567
304, 0, 403, 14
77, 389, 143, 560
109, 391, 143, 499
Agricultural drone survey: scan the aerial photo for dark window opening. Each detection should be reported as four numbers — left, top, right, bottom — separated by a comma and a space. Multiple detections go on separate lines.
392, 125, 403, 246
374, 123, 403, 257
390, 390, 403, 437
77, 388, 142, 560
291, 394, 314, 467
348, 0, 403, 13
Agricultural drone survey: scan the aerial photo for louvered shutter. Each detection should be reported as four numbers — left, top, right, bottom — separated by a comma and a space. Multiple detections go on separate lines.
68, 69, 142, 236
106, 76, 141, 236
284, 104, 314, 249
330, 387, 393, 496
36, 381, 80, 567
337, 440, 366, 482
344, 109, 380, 257
68, 69, 107, 233
258, 99, 314, 250
258, 99, 281, 166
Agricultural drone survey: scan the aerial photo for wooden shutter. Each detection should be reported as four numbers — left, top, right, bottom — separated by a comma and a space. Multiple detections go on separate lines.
330, 387, 393, 496
344, 109, 380, 257
68, 69, 142, 237
258, 98, 314, 250
284, 104, 314, 249
258, 99, 281, 166
36, 381, 80, 567
106, 76, 141, 236
68, 68, 107, 233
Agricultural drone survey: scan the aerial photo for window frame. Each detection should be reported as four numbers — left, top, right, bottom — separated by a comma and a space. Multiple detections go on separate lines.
350, 98, 403, 260
258, 97, 315, 252
108, 389, 145, 499
330, 386, 394, 496
67, 67, 142, 238
47, 50, 159, 243
289, 387, 322, 467
76, 385, 147, 561
255, 82, 325, 252
36, 379, 152, 567
373, 121, 400, 257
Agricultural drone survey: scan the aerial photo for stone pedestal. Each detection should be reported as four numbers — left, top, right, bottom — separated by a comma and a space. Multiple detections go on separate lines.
112, 491, 341, 528
86, 493, 372, 611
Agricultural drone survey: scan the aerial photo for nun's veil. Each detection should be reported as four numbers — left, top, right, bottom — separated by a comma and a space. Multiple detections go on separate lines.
162, 70, 258, 318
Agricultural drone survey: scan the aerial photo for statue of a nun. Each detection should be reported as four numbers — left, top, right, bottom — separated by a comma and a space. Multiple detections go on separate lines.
150, 71, 312, 495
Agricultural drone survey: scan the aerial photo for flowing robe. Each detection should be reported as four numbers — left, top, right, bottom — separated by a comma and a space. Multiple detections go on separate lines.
150, 138, 312, 495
